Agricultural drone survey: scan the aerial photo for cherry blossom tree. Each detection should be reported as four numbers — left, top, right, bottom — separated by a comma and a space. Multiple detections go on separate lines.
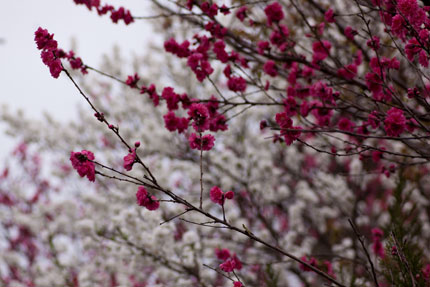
1, 0, 430, 286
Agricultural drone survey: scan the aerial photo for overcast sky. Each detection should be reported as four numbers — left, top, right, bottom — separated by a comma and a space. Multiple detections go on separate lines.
0, 0, 153, 156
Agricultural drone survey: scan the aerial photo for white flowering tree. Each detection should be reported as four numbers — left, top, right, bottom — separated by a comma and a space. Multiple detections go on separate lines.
1, 0, 430, 286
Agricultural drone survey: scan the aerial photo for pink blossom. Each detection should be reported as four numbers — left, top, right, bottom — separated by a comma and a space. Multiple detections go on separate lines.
209, 114, 228, 132
163, 111, 189, 133
264, 2, 284, 26
310, 81, 334, 103
275, 112, 292, 129
220, 5, 230, 15
371, 227, 385, 258
70, 150, 96, 182
210, 186, 224, 205
344, 26, 357, 41
236, 6, 247, 22
337, 64, 357, 80
231, 254, 242, 270
397, 0, 418, 18
227, 76, 247, 92
200, 2, 218, 18
215, 248, 231, 260
299, 255, 318, 272
368, 111, 380, 129
312, 105, 333, 126
419, 50, 429, 67
405, 38, 421, 61
41, 51, 62, 78
204, 21, 227, 39
270, 25, 290, 51
187, 52, 214, 82
35, 27, 63, 79
283, 96, 297, 117
110, 7, 134, 25
220, 259, 236, 272
123, 149, 137, 171
283, 126, 301, 145
384, 108, 406, 137
141, 83, 159, 106
325, 9, 335, 23
263, 60, 278, 77
126, 73, 139, 88
162, 87, 180, 111
257, 41, 270, 54
233, 282, 243, 287
391, 15, 407, 40
164, 38, 191, 58
188, 133, 215, 151
34, 27, 58, 51
312, 40, 331, 63
225, 191, 234, 200
213, 40, 229, 63
324, 260, 336, 277
338, 118, 355, 132
367, 36, 380, 50
136, 186, 159, 211
188, 103, 210, 132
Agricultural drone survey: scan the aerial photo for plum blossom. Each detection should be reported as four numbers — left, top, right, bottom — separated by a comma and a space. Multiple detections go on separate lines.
188, 133, 215, 151
70, 150, 96, 182
384, 108, 406, 137
264, 2, 284, 26
123, 149, 137, 171
136, 186, 160, 211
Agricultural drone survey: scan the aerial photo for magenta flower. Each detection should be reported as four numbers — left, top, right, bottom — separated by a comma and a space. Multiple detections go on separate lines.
371, 227, 385, 258
235, 6, 247, 22
220, 259, 236, 272
126, 73, 140, 88
162, 87, 180, 111
324, 9, 335, 23
227, 76, 247, 92
213, 40, 229, 63
312, 40, 332, 63
35, 27, 62, 78
123, 149, 137, 171
384, 108, 406, 137
264, 2, 284, 26
299, 255, 318, 272
344, 26, 357, 41
209, 186, 234, 205
34, 27, 58, 51
136, 186, 159, 211
210, 186, 224, 205
70, 150, 96, 182
164, 38, 190, 58
263, 60, 278, 77
338, 118, 355, 132
188, 103, 210, 132
215, 248, 231, 260
189, 133, 215, 151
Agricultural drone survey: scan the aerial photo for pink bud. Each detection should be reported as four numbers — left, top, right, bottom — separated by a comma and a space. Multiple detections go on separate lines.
225, 191, 234, 200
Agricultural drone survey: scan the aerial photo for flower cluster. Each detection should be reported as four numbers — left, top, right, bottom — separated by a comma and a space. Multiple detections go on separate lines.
70, 150, 96, 182
136, 186, 159, 211
73, 0, 134, 25
35, 27, 87, 78
34, 27, 62, 78
209, 186, 234, 205
215, 248, 242, 273
188, 133, 215, 151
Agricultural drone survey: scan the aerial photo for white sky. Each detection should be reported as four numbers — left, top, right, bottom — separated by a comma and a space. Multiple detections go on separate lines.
0, 0, 154, 155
